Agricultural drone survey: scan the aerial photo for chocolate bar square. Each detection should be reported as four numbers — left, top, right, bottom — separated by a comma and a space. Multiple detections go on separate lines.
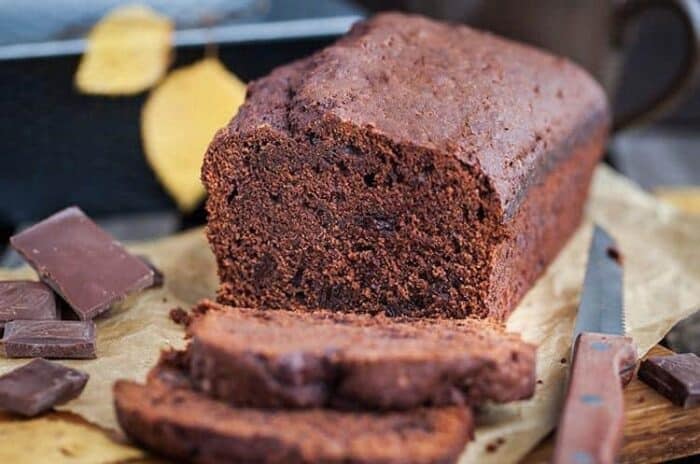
0, 280, 59, 329
0, 358, 88, 416
10, 207, 154, 319
638, 353, 700, 408
2, 320, 96, 359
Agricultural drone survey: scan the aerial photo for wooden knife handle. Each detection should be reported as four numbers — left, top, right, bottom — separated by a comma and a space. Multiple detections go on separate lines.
553, 332, 637, 464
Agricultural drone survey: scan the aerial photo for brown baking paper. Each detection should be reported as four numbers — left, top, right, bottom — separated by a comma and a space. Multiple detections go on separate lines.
0, 165, 698, 464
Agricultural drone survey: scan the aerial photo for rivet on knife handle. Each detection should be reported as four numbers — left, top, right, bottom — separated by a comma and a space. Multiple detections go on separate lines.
553, 332, 637, 464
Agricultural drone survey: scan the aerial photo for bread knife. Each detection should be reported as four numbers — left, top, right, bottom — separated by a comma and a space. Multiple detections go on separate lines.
553, 225, 637, 464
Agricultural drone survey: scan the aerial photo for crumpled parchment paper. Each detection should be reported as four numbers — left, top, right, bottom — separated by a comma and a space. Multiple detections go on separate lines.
0, 165, 698, 464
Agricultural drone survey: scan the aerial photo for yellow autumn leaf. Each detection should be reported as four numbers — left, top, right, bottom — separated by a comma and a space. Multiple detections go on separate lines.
655, 187, 700, 215
0, 412, 146, 464
142, 58, 247, 212
75, 4, 173, 95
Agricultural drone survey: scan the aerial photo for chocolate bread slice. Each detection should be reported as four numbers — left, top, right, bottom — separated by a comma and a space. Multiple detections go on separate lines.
202, 12, 609, 320
114, 358, 473, 464
185, 300, 535, 410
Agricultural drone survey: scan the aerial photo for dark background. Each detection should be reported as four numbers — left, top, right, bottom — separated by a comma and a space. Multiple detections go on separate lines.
1, 0, 698, 238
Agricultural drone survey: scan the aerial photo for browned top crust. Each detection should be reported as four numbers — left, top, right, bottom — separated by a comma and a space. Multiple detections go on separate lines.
224, 12, 608, 216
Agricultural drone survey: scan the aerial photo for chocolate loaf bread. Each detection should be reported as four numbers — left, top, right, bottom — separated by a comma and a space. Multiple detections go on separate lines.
114, 355, 473, 464
185, 300, 535, 409
203, 12, 609, 320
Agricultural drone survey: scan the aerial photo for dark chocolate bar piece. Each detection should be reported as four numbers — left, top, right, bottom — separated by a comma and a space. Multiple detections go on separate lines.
0, 358, 88, 416
0, 280, 59, 329
10, 207, 154, 319
638, 353, 700, 408
2, 320, 96, 359
138, 255, 164, 288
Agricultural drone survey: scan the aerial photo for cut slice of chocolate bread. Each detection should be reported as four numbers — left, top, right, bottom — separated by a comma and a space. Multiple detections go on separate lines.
185, 300, 535, 410
114, 356, 473, 464
202, 12, 609, 321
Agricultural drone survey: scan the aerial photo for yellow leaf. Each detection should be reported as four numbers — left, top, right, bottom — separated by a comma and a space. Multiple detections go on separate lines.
75, 4, 173, 95
655, 187, 700, 215
0, 412, 146, 464
142, 58, 247, 212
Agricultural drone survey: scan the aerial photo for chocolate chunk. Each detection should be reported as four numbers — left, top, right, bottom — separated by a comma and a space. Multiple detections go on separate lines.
0, 281, 59, 329
0, 358, 88, 416
2, 320, 96, 359
169, 307, 189, 326
138, 255, 164, 288
638, 353, 700, 408
10, 207, 154, 319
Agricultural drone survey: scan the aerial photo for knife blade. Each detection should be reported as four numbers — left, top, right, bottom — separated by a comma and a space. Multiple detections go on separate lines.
573, 225, 625, 338
553, 225, 637, 464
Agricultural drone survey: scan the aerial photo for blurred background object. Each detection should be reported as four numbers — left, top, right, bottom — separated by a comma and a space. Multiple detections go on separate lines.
0, 0, 363, 236
358, 0, 700, 130
0, 0, 265, 44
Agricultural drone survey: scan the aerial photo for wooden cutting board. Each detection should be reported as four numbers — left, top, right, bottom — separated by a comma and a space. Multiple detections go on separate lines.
524, 345, 700, 463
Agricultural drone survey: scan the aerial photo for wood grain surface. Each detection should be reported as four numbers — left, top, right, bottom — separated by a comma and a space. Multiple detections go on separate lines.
525, 345, 700, 464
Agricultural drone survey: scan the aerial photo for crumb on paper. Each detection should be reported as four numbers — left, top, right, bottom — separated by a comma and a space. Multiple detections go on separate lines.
169, 307, 190, 326
485, 437, 506, 453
